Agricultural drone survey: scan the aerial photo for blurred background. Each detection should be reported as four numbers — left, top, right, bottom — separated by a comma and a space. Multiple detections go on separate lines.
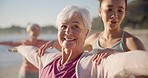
0, 0, 148, 78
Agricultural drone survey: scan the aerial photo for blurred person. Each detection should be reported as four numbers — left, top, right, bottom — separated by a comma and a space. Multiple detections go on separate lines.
0, 23, 49, 78
9, 5, 148, 78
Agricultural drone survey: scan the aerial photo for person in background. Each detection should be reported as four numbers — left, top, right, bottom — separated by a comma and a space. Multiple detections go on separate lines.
0, 23, 49, 78
9, 5, 148, 78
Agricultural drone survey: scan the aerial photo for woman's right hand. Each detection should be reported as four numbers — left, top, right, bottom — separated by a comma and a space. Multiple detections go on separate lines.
8, 47, 18, 52
92, 48, 117, 65
37, 40, 57, 57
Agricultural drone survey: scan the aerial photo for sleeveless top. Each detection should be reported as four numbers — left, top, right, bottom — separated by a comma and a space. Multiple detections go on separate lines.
93, 31, 125, 52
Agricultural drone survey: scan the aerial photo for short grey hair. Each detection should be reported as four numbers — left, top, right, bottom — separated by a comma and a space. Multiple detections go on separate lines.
56, 5, 92, 34
26, 23, 40, 32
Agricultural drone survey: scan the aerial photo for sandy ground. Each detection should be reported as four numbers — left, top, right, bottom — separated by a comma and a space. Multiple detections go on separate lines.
0, 29, 147, 78
0, 65, 21, 78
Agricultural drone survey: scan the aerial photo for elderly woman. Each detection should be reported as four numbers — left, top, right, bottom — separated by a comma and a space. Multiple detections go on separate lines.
10, 5, 148, 78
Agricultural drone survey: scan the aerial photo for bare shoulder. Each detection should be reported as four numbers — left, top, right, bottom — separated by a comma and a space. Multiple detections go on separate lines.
38, 39, 49, 42
124, 31, 145, 50
86, 32, 101, 42
84, 32, 101, 52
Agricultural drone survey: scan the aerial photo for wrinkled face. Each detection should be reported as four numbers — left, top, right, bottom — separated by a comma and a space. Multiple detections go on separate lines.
27, 26, 40, 39
58, 14, 88, 51
99, 0, 126, 30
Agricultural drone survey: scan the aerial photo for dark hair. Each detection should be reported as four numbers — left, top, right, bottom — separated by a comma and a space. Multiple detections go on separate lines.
98, 0, 127, 10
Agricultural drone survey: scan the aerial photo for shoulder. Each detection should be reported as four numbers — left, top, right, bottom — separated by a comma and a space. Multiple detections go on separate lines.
84, 32, 101, 51
124, 31, 145, 50
38, 39, 49, 42
79, 52, 95, 68
37, 39, 49, 44
42, 52, 61, 68
86, 32, 101, 43
88, 32, 100, 39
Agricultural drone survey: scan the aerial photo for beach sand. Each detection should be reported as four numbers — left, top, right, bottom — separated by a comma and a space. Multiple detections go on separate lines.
0, 65, 21, 78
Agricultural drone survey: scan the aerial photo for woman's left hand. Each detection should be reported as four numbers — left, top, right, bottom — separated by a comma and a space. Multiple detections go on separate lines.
92, 48, 117, 65
37, 40, 57, 57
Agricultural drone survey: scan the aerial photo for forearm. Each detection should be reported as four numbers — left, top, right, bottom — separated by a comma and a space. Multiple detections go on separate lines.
101, 50, 148, 77
0, 41, 20, 46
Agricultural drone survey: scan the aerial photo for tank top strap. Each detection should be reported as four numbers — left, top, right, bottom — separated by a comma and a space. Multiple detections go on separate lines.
120, 31, 125, 51
94, 32, 104, 50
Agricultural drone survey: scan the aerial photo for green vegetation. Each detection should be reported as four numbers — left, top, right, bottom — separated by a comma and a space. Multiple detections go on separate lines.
0, 25, 58, 34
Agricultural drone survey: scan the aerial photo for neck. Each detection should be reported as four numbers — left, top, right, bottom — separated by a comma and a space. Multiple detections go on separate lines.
103, 28, 122, 40
29, 37, 38, 42
61, 48, 83, 65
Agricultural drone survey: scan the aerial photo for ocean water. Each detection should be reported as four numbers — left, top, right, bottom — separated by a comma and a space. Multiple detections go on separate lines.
0, 33, 57, 67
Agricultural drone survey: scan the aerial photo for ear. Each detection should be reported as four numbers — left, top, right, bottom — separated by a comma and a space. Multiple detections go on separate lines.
85, 30, 89, 37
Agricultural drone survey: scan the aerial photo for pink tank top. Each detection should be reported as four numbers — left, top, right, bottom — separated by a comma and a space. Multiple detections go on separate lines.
40, 54, 81, 78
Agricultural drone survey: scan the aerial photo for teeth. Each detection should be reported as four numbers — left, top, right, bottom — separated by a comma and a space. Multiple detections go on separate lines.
64, 38, 75, 41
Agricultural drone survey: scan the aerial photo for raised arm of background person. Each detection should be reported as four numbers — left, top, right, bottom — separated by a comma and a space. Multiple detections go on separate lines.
0, 41, 22, 47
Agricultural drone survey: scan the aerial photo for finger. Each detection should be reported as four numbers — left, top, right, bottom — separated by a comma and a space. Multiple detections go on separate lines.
38, 44, 48, 56
96, 53, 107, 64
92, 54, 98, 61
101, 52, 108, 58
95, 54, 102, 64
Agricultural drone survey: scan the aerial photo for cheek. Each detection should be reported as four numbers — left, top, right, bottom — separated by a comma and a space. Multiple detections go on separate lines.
101, 12, 110, 21
78, 33, 87, 43
118, 13, 125, 21
57, 31, 63, 45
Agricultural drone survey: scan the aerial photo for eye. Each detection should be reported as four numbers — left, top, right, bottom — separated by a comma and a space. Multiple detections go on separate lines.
73, 25, 79, 29
107, 8, 112, 11
60, 25, 67, 29
118, 9, 123, 12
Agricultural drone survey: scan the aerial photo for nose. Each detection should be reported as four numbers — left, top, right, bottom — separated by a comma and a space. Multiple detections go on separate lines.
65, 27, 73, 35
111, 11, 118, 18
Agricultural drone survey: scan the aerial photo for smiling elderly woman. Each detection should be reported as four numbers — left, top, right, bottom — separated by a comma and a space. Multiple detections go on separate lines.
10, 5, 148, 78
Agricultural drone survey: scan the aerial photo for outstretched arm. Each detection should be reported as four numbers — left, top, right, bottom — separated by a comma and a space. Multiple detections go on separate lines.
99, 50, 148, 77
9, 45, 60, 69
0, 41, 22, 47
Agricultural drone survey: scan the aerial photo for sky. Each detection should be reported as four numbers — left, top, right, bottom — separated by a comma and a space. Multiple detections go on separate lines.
0, 0, 100, 28
0, 0, 133, 28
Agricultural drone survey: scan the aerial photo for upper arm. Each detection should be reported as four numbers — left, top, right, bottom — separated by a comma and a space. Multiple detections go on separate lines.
84, 32, 100, 52
126, 36, 145, 51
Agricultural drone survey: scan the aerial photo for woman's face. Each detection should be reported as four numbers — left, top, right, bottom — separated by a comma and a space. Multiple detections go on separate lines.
99, 0, 126, 30
58, 14, 88, 51
27, 26, 40, 39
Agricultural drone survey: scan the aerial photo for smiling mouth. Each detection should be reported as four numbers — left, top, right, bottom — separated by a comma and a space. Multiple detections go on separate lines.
64, 38, 76, 41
